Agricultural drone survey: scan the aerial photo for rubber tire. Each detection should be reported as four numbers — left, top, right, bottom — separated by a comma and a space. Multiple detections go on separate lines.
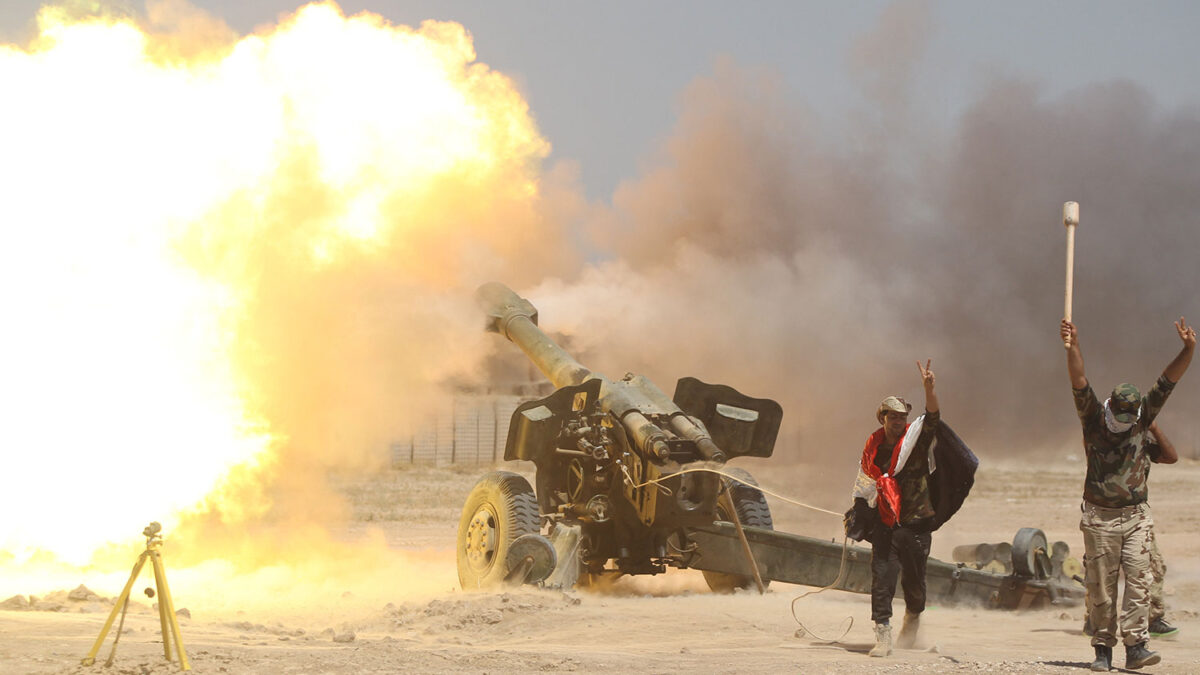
457, 471, 541, 589
702, 467, 773, 593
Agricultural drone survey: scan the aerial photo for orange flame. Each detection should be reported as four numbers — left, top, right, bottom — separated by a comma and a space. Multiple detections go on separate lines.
0, 0, 555, 604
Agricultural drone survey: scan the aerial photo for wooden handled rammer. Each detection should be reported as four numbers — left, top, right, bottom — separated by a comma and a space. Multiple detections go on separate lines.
1063, 201, 1079, 348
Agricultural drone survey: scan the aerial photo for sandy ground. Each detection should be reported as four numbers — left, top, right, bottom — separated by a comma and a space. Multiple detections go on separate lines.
4, 458, 1200, 674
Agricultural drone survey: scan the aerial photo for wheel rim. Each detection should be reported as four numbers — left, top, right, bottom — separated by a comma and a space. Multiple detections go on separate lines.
465, 505, 499, 573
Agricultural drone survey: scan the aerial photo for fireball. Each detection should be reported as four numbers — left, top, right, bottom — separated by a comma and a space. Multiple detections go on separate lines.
0, 0, 549, 593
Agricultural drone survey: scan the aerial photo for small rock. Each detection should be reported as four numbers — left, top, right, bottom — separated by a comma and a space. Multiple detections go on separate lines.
176, 607, 191, 619
333, 631, 356, 643
1, 595, 30, 610
481, 609, 503, 624
68, 585, 99, 601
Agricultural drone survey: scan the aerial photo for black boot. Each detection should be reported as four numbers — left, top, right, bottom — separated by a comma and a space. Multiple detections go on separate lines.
1125, 641, 1161, 669
1089, 644, 1112, 672
1149, 616, 1180, 640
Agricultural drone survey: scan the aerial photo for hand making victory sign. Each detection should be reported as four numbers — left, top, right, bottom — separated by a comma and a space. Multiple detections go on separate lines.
917, 359, 939, 413
1164, 316, 1197, 384
1175, 317, 1197, 348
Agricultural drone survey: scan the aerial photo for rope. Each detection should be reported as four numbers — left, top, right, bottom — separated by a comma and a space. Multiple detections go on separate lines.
622, 462, 858, 644
788, 535, 855, 643
623, 464, 843, 517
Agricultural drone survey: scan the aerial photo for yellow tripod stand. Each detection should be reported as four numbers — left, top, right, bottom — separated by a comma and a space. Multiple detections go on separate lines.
82, 522, 190, 671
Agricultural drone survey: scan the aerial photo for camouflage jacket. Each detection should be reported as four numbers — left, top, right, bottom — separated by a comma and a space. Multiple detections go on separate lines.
1074, 375, 1176, 508
872, 409, 940, 524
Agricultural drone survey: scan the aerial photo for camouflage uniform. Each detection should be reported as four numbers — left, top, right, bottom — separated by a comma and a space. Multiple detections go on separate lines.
1148, 526, 1167, 622
866, 410, 940, 624
1082, 438, 1170, 635
1144, 441, 1169, 624
1073, 375, 1175, 648
886, 413, 938, 524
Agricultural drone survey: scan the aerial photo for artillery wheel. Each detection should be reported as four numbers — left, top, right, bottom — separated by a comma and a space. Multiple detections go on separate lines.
702, 467, 773, 593
457, 471, 541, 589
1011, 527, 1051, 579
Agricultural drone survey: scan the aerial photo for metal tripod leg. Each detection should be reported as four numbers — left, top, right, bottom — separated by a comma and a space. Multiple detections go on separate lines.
81, 551, 149, 666
104, 595, 131, 667
150, 549, 172, 662
150, 549, 190, 671
81, 546, 190, 671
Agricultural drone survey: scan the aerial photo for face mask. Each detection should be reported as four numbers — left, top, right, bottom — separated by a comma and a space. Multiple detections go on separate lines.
1103, 398, 1138, 434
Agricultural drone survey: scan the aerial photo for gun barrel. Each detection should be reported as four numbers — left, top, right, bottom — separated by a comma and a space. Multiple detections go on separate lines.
476, 282, 593, 388
478, 282, 733, 463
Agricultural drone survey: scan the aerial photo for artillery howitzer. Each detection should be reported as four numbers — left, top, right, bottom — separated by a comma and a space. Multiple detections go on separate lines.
457, 282, 1084, 610
458, 282, 781, 592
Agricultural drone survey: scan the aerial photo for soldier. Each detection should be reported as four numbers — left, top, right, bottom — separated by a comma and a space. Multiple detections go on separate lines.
1060, 317, 1195, 672
850, 360, 940, 658
1144, 422, 1180, 640
1083, 421, 1181, 640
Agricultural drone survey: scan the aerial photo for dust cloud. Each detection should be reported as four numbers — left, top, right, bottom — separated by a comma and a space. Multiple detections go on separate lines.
2, 0, 1199, 605
0, 0, 577, 605
530, 27, 1200, 510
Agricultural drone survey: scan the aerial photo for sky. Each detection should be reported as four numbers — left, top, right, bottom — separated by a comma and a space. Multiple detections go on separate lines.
3, 0, 1200, 568
4, 1, 1200, 200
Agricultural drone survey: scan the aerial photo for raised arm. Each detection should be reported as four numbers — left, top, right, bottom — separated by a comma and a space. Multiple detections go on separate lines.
1061, 319, 1087, 389
1148, 421, 1178, 464
917, 359, 939, 414
1162, 317, 1197, 384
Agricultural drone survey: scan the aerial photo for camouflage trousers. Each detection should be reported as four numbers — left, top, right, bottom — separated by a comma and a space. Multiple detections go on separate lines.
1148, 526, 1166, 622
1080, 500, 1154, 647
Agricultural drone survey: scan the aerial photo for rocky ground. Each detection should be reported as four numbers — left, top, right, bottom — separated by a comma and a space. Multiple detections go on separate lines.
3, 459, 1199, 674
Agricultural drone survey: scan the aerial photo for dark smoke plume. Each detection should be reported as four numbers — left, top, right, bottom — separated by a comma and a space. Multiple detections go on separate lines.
528, 54, 1200, 510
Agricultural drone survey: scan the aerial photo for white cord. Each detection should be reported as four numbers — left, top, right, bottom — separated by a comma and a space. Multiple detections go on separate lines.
624, 462, 858, 643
